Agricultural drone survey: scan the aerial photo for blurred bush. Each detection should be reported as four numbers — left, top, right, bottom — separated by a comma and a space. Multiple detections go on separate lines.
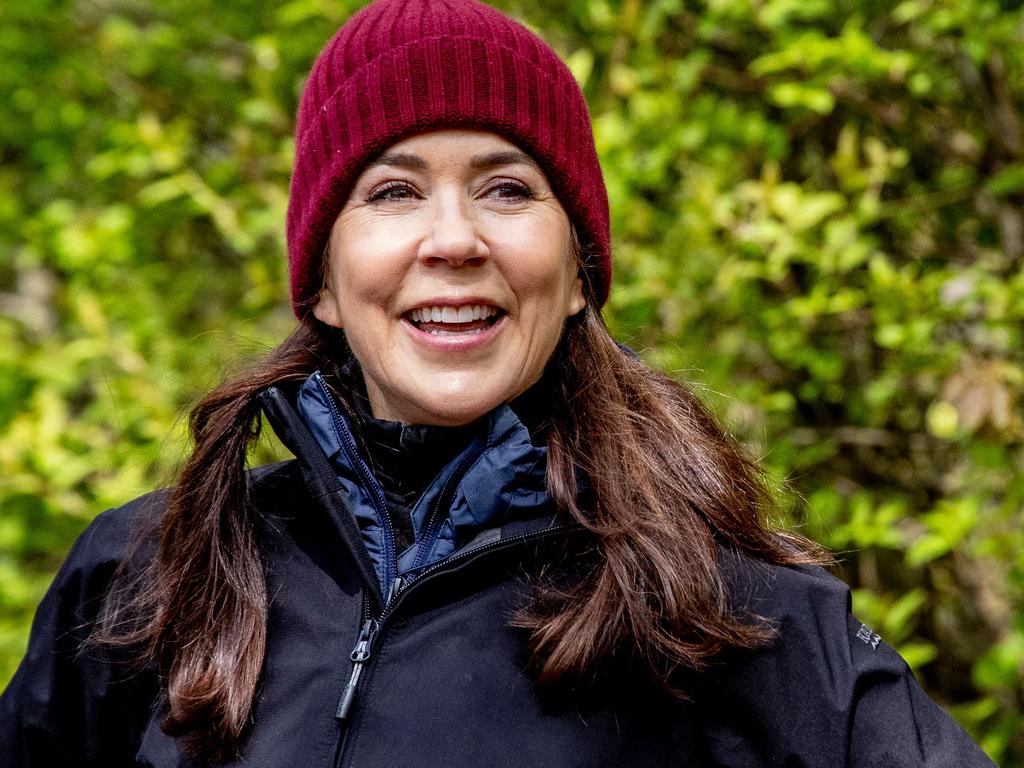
0, 0, 1021, 762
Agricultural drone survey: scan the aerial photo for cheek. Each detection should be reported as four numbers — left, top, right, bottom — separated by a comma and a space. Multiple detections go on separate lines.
534, 264, 581, 322
329, 244, 408, 323
514, 257, 578, 358
508, 227, 575, 297
336, 273, 397, 319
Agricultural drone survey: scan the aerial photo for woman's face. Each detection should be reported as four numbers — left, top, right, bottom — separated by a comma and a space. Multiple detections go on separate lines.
314, 129, 585, 426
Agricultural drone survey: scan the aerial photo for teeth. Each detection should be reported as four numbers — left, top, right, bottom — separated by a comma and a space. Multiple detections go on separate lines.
428, 328, 485, 335
410, 304, 499, 323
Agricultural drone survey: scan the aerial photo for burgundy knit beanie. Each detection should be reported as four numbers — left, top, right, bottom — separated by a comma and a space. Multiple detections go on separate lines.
287, 0, 611, 316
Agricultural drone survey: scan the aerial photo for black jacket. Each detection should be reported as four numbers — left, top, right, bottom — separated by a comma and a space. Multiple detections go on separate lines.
0, 382, 995, 767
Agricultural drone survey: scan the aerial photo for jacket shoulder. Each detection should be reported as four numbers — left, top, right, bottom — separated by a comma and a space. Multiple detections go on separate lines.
0, 491, 169, 765
59, 460, 301, 580
0, 462, 306, 767
67, 460, 304, 575
722, 551, 853, 638
717, 550, 911, 704
705, 550, 995, 767
65, 490, 167, 574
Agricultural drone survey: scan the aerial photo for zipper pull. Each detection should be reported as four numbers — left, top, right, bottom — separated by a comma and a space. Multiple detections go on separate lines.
335, 618, 379, 720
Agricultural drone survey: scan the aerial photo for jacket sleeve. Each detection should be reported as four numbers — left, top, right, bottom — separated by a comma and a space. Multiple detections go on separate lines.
0, 498, 161, 767
704, 556, 996, 767
843, 609, 993, 768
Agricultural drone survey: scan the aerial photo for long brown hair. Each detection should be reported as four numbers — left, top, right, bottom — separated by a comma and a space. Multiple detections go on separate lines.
97, 302, 822, 762
519, 304, 822, 683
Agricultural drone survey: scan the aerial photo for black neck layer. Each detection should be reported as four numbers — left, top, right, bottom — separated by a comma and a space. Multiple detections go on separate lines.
336, 360, 552, 553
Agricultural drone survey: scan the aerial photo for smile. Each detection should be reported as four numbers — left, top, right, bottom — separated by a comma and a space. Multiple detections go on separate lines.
404, 304, 505, 336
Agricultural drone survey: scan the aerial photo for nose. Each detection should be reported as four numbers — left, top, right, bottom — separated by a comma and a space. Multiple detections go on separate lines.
417, 193, 488, 267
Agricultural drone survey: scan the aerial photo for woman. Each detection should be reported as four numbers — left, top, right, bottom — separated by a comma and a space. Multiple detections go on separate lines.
0, 0, 995, 766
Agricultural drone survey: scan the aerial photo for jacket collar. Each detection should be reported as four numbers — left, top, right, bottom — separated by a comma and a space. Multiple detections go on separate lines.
262, 371, 561, 597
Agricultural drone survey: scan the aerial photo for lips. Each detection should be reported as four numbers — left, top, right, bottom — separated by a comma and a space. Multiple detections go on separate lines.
404, 303, 505, 335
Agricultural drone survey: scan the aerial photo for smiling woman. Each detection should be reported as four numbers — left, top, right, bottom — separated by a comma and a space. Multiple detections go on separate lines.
315, 131, 584, 425
0, 0, 996, 766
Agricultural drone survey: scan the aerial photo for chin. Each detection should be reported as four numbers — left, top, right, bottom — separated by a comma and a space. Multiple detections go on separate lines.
422, 397, 501, 426
412, 381, 507, 426
377, 366, 524, 425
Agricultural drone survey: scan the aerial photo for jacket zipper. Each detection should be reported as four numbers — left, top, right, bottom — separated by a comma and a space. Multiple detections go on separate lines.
318, 373, 398, 591
330, 389, 487, 722
409, 447, 482, 571
332, 524, 572, 725
335, 573, 404, 722
318, 377, 571, 732
335, 611, 378, 720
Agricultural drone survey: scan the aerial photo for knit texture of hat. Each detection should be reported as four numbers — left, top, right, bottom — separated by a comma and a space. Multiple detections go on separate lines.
287, 0, 611, 315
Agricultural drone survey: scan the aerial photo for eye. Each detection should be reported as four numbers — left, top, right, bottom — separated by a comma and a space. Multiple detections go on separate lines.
367, 180, 417, 203
484, 179, 534, 202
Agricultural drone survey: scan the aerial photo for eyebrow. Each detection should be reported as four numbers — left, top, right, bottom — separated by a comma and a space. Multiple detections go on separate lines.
469, 150, 539, 170
369, 152, 428, 169
367, 149, 539, 171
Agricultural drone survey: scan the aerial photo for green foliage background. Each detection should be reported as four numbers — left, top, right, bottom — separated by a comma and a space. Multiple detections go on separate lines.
1, 0, 1022, 761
